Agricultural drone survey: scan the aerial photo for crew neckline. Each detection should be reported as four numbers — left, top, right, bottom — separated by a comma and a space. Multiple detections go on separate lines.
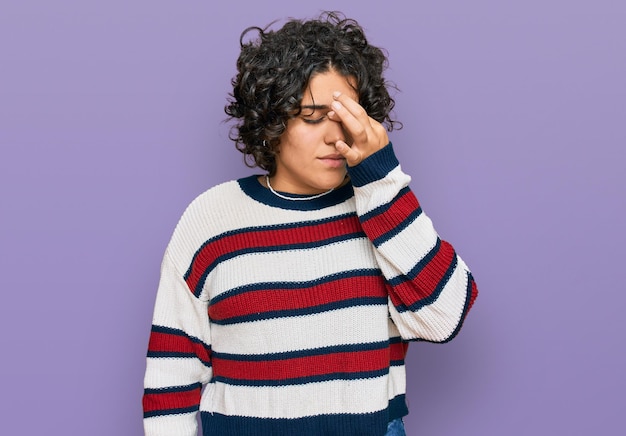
238, 175, 354, 211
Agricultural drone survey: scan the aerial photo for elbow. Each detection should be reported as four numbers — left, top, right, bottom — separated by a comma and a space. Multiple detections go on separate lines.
392, 270, 478, 343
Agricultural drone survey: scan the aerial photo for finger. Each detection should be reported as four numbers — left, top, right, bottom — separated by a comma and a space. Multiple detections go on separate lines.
330, 92, 389, 153
330, 99, 369, 143
335, 140, 363, 166
333, 91, 370, 124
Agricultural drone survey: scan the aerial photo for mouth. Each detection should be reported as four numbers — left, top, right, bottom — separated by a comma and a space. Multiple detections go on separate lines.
318, 154, 345, 161
318, 155, 347, 168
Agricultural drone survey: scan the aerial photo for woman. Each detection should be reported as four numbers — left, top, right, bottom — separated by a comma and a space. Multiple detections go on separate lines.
143, 12, 478, 436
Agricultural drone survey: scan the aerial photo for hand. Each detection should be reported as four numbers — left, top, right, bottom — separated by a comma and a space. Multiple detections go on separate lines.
327, 91, 389, 166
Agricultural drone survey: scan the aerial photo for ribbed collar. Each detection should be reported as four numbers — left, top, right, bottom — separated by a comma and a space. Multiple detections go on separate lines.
238, 175, 355, 211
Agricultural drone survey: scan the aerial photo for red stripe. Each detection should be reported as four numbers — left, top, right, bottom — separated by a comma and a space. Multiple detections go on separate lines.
148, 331, 210, 362
208, 275, 387, 321
390, 341, 408, 361
388, 240, 456, 308
186, 215, 363, 292
467, 276, 478, 312
142, 386, 201, 414
212, 348, 388, 381
361, 190, 419, 240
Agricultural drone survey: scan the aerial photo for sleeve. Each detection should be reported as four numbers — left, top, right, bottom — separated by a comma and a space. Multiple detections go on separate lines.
347, 143, 478, 343
143, 249, 213, 436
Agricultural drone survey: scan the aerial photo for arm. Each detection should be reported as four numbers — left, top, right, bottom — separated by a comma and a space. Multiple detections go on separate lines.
143, 250, 212, 436
330, 92, 478, 342
347, 143, 478, 342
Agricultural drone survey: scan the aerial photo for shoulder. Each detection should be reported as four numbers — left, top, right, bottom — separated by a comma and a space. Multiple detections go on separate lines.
164, 177, 258, 267
185, 178, 243, 211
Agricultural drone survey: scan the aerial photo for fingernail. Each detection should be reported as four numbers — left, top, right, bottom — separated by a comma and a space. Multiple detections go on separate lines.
333, 91, 341, 98
327, 111, 335, 118
331, 101, 342, 110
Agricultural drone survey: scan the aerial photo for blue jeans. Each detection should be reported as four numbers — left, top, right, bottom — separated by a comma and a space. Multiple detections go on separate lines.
385, 418, 406, 436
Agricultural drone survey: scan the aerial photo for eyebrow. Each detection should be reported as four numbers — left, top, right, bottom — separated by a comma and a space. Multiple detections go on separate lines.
300, 104, 330, 110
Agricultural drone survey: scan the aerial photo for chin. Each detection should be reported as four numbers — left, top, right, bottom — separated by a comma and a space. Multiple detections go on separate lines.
324, 173, 348, 190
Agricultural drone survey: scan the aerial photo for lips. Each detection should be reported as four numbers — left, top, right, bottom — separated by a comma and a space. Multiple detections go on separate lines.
318, 154, 346, 168
319, 154, 345, 161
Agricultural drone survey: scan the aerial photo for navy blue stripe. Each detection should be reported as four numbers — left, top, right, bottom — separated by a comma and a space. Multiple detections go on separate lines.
388, 394, 409, 421
211, 296, 388, 325
427, 271, 474, 344
151, 324, 186, 335
212, 341, 389, 362
238, 174, 355, 211
190, 231, 366, 297
184, 212, 359, 281
202, 408, 391, 436
360, 186, 411, 222
393, 254, 458, 313
371, 206, 422, 247
144, 382, 202, 395
389, 335, 404, 344
147, 351, 196, 359
210, 268, 382, 305
390, 359, 405, 366
212, 368, 388, 387
144, 405, 198, 418
347, 142, 398, 187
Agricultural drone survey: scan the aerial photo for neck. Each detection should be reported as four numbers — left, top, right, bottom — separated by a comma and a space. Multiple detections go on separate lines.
265, 175, 335, 201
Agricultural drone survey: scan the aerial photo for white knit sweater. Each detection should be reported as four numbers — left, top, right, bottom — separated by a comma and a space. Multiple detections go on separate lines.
143, 143, 478, 435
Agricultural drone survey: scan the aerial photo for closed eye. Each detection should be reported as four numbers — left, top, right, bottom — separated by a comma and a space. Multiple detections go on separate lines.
300, 104, 330, 125
302, 116, 326, 124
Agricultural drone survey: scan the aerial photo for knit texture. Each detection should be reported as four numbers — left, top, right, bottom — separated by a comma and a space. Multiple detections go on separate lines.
143, 143, 478, 436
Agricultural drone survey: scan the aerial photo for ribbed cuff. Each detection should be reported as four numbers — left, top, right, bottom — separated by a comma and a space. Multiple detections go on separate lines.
347, 142, 399, 187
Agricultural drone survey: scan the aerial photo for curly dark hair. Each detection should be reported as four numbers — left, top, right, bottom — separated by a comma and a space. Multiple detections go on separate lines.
224, 11, 400, 175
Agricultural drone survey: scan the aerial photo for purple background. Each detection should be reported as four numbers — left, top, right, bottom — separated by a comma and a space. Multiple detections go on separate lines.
1, 1, 624, 435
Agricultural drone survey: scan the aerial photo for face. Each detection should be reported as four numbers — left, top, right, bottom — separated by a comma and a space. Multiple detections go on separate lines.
271, 69, 358, 194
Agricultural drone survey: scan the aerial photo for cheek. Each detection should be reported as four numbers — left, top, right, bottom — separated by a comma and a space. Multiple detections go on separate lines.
283, 126, 318, 150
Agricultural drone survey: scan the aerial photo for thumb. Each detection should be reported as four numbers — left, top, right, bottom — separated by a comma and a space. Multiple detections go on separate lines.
335, 140, 362, 166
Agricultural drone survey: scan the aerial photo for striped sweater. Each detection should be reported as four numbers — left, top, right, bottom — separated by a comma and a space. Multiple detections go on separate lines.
143, 143, 478, 436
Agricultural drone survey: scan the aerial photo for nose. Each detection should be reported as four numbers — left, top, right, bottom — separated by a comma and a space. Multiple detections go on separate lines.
324, 118, 350, 146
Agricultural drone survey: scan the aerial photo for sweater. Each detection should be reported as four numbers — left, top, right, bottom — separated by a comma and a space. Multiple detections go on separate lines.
142, 143, 478, 436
